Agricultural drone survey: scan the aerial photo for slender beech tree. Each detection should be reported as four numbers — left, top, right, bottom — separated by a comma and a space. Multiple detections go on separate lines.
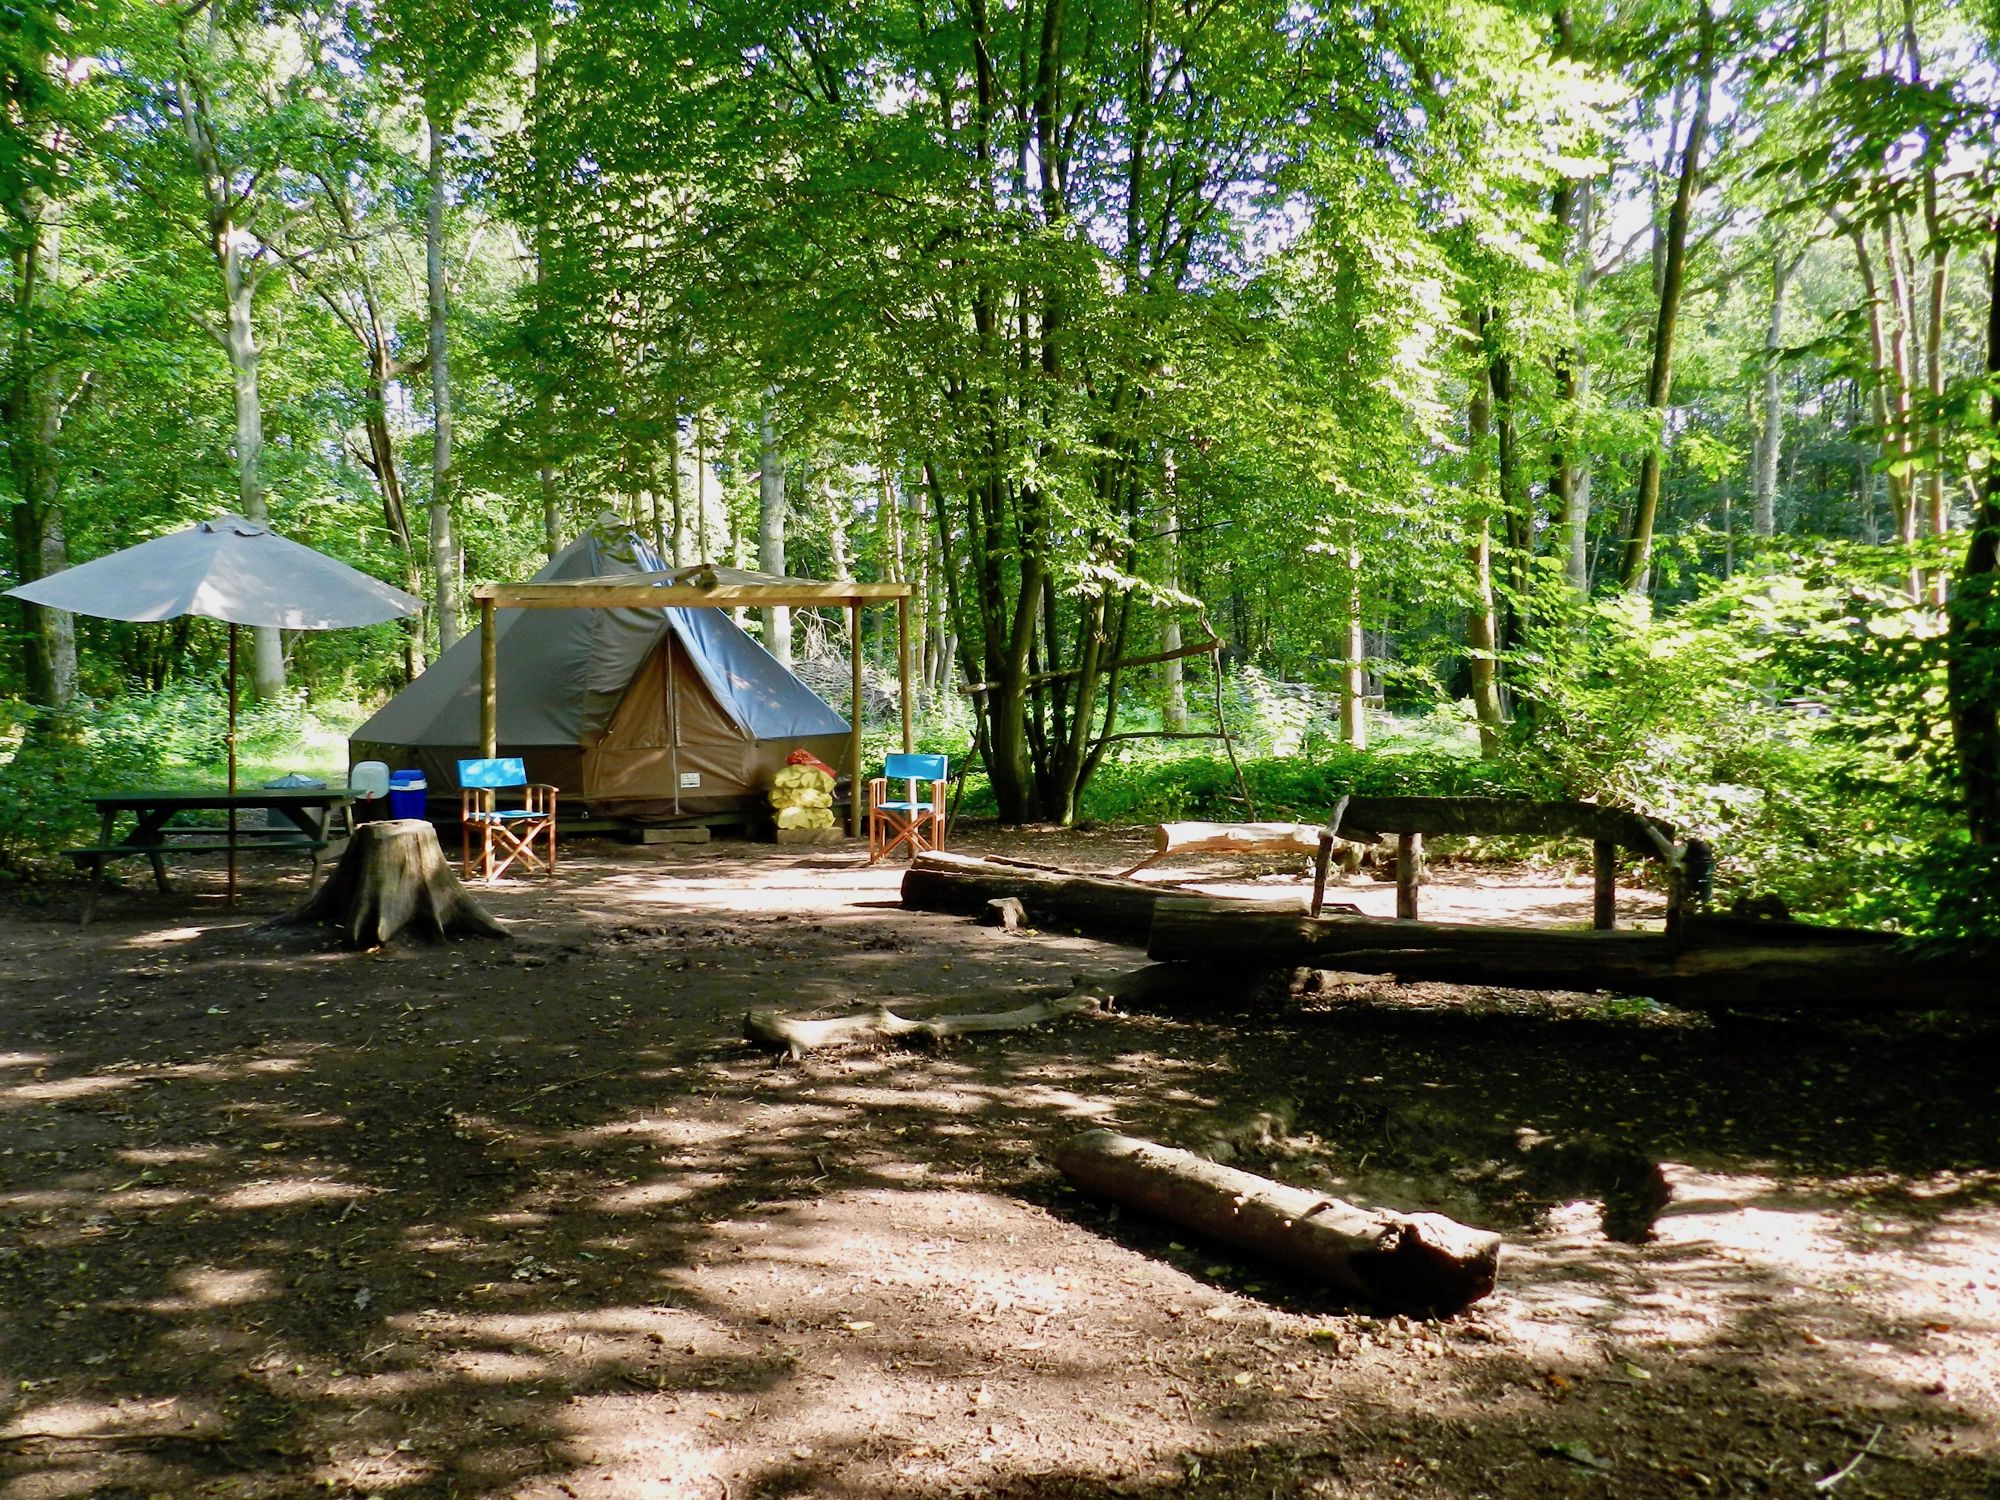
368, 0, 518, 653
1944, 212, 2000, 843
2, 0, 82, 713
1620, 5, 1716, 592
757, 391, 789, 665
170, 6, 300, 697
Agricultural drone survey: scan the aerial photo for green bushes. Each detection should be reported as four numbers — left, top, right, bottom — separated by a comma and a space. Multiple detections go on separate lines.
0, 702, 171, 878
1504, 551, 1995, 937
928, 742, 1524, 826
1070, 747, 1528, 825
0, 683, 357, 879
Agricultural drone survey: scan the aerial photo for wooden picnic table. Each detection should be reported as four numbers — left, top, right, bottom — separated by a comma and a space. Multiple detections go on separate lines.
69, 788, 355, 925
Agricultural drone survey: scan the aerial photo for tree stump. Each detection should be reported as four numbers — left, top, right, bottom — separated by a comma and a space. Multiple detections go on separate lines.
289, 819, 509, 949
984, 896, 1029, 931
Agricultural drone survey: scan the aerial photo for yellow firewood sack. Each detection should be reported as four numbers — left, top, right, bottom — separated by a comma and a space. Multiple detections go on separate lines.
775, 804, 836, 830
770, 786, 833, 811
772, 764, 836, 795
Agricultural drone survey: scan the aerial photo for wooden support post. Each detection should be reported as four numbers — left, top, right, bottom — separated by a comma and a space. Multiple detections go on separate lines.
1592, 839, 1617, 930
227, 623, 239, 910
479, 596, 498, 758
897, 593, 913, 754
849, 601, 864, 837
1396, 832, 1422, 920
1311, 794, 1351, 918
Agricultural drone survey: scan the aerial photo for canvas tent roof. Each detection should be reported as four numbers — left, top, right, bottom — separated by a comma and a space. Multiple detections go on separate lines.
350, 531, 850, 813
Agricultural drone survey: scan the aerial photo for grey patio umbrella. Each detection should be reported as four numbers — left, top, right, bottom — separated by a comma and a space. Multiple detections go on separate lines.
5, 512, 422, 905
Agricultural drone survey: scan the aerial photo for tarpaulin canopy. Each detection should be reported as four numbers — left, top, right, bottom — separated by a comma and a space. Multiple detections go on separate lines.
351, 530, 855, 817
464, 536, 916, 832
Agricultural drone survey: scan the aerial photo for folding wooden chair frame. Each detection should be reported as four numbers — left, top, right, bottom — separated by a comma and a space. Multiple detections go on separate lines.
458, 758, 558, 881
867, 753, 949, 864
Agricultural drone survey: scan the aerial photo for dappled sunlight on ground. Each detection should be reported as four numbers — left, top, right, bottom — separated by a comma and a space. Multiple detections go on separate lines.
0, 828, 1994, 1497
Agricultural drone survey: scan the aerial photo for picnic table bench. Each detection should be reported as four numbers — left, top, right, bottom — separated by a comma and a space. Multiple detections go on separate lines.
69, 788, 354, 925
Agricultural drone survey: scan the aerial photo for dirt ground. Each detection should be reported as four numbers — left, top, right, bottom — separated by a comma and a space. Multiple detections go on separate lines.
1, 825, 1996, 1500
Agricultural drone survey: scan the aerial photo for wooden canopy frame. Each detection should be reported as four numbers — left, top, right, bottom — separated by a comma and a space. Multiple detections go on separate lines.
471, 570, 914, 835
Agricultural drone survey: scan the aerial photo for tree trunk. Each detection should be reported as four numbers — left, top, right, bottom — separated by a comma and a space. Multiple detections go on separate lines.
1902, 0, 1950, 590
693, 413, 712, 561
1945, 214, 2000, 846
1881, 216, 1920, 556
822, 464, 851, 580
1491, 346, 1528, 646
757, 392, 790, 665
309, 165, 426, 682
665, 400, 685, 566
1836, 214, 1914, 554
907, 468, 931, 703
1466, 356, 1504, 755
1160, 458, 1189, 732
426, 110, 462, 654
902, 850, 1304, 945
1553, 129, 1595, 591
179, 46, 285, 697
532, 24, 562, 562
902, 851, 1161, 943
1619, 16, 1714, 593
220, 242, 285, 697
1340, 542, 1367, 748
1119, 820, 1345, 878
289, 820, 508, 949
1052, 1129, 1501, 1315
361, 353, 426, 683
4, 176, 78, 714
1752, 248, 1793, 538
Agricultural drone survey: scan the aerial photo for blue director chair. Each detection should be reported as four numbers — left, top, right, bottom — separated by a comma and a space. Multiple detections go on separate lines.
457, 757, 558, 881
867, 753, 949, 863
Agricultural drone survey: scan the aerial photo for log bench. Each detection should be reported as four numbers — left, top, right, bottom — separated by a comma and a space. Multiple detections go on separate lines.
1318, 796, 1707, 932
1118, 797, 1715, 933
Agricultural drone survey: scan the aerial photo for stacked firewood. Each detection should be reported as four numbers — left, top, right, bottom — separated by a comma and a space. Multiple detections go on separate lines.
770, 753, 837, 833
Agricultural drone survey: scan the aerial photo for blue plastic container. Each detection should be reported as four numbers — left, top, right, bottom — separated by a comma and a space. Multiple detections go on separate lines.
387, 770, 428, 821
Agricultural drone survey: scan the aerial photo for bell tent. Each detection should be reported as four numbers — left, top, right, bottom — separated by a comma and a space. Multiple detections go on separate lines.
350, 530, 851, 818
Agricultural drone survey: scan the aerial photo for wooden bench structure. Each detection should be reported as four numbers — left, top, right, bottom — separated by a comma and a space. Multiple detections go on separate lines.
1126, 796, 1712, 934
1304, 795, 1712, 933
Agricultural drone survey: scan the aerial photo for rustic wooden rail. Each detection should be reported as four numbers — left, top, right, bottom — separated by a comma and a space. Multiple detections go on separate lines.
1302, 796, 1711, 934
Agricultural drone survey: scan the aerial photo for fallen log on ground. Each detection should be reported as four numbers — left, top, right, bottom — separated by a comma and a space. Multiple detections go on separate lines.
287, 819, 508, 949
1053, 1128, 1501, 1315
1145, 897, 1991, 1010
745, 973, 1114, 1058
902, 852, 1304, 945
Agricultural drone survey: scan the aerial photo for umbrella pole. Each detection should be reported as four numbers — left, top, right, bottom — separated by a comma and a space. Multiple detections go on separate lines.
227, 622, 238, 910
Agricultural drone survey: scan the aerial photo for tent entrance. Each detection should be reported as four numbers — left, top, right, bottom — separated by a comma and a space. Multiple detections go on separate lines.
583, 634, 846, 818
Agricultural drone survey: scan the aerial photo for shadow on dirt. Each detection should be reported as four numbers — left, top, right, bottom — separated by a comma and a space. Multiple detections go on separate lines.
1, 838, 1996, 1497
